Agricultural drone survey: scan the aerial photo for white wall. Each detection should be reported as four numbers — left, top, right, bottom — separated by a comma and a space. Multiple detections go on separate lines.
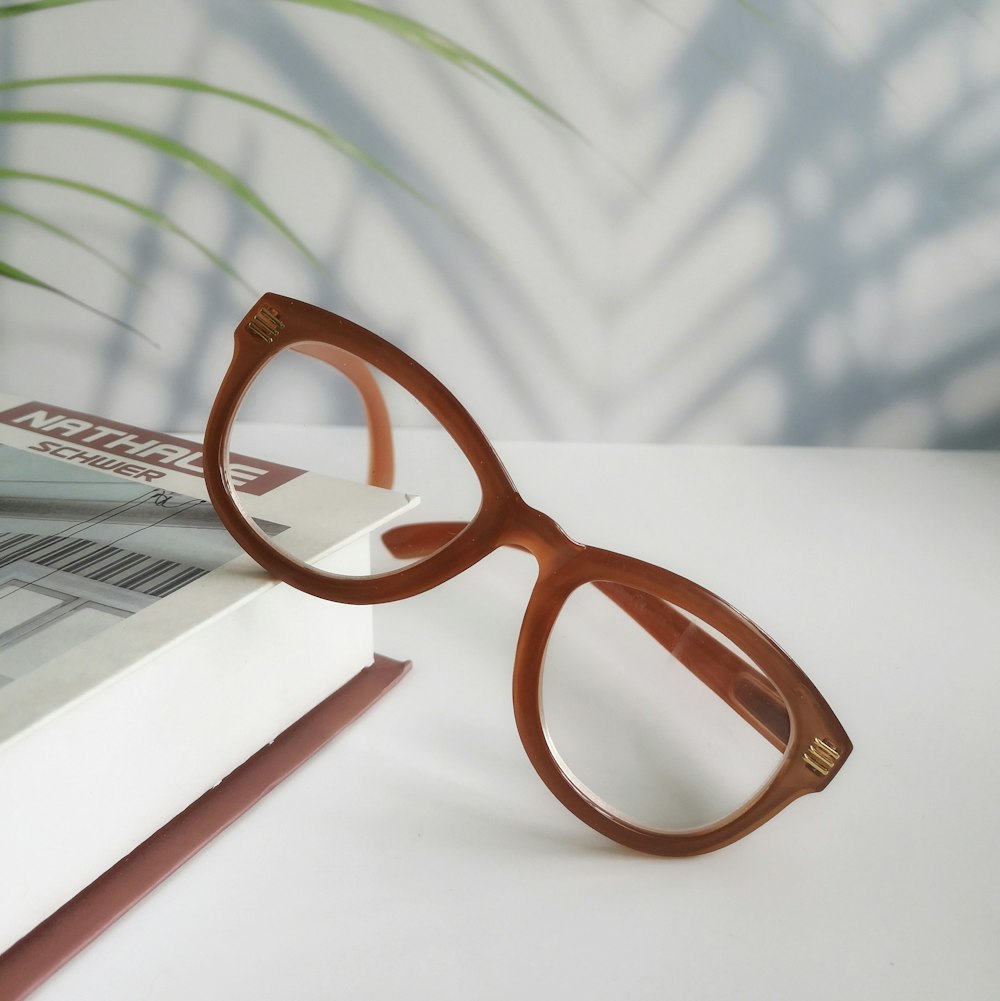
1, 0, 998, 447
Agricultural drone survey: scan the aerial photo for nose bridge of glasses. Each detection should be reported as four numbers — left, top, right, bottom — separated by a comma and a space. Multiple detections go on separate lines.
500, 498, 582, 564
379, 501, 581, 568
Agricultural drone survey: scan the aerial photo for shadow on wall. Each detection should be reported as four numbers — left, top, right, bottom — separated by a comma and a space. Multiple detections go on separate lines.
636, 0, 1000, 449
0, 0, 998, 448
232, 0, 1000, 449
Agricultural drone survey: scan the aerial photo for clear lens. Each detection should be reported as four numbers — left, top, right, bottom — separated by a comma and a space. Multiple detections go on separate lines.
224, 341, 482, 576
541, 581, 789, 832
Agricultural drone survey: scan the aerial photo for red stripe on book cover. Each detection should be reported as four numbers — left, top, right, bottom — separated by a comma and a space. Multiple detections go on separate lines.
0, 401, 303, 496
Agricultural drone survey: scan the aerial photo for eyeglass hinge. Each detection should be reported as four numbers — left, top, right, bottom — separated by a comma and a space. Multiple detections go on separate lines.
247, 305, 285, 343
803, 737, 841, 777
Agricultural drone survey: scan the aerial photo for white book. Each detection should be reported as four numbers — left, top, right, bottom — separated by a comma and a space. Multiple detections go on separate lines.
0, 393, 413, 953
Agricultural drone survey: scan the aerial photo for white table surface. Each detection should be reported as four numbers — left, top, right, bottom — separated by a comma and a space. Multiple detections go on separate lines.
33, 433, 1000, 1001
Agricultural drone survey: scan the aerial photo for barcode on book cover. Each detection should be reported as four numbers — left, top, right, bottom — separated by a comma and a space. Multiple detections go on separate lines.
0, 445, 253, 687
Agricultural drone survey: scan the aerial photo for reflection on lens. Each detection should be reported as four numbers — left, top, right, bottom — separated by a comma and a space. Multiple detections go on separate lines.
541, 581, 788, 832
225, 341, 482, 576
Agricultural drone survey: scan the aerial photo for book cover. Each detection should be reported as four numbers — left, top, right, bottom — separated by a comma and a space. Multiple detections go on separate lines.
0, 394, 414, 953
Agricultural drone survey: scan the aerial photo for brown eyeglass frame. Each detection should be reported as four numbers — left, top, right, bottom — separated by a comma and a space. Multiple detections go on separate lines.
204, 293, 853, 857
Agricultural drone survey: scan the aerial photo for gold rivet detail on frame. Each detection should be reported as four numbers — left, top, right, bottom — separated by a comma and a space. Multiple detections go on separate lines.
803, 737, 841, 777
247, 305, 284, 343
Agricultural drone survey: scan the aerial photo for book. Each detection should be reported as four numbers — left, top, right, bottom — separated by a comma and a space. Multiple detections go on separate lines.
0, 394, 414, 955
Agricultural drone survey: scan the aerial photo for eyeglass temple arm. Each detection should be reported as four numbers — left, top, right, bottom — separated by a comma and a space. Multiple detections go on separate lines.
291, 343, 395, 489
381, 523, 790, 751
594, 580, 790, 751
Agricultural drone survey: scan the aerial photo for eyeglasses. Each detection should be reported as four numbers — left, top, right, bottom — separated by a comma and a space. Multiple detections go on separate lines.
204, 294, 852, 857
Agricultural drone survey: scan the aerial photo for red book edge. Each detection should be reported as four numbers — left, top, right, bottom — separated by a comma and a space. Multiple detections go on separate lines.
0, 653, 412, 1000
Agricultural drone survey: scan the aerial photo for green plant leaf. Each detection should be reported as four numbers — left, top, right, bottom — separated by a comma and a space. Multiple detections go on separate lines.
0, 0, 572, 128
0, 259, 158, 345
0, 168, 257, 292
0, 201, 145, 286
0, 74, 431, 205
0, 0, 572, 319
281, 0, 571, 127
0, 0, 90, 16
0, 109, 322, 267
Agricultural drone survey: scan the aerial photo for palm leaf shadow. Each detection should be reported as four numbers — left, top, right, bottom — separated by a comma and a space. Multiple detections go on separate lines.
624, 0, 1000, 446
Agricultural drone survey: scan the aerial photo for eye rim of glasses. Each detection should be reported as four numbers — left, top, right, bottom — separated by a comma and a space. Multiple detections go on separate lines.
204, 293, 517, 603
512, 545, 852, 856
204, 293, 854, 857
